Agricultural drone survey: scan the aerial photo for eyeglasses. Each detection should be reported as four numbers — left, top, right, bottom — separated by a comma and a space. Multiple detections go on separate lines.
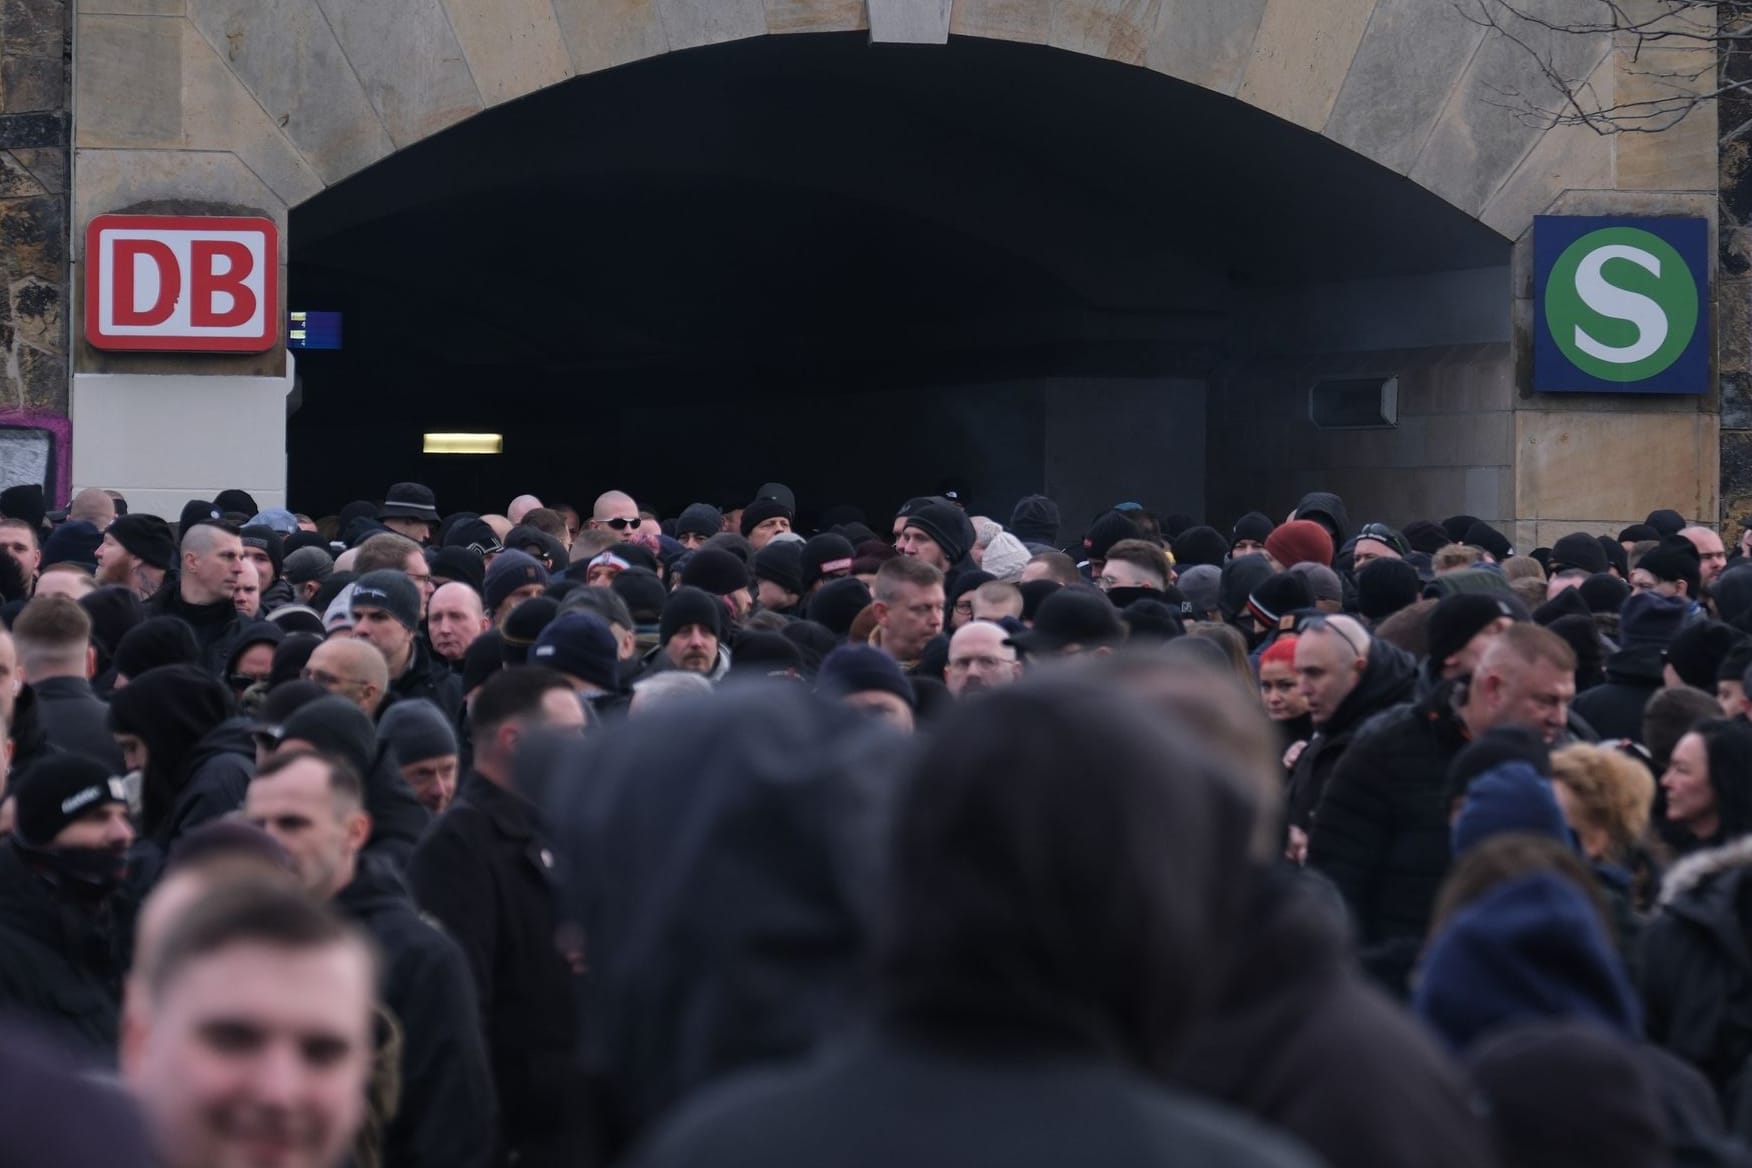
604, 517, 639, 531
302, 667, 363, 690
953, 600, 975, 615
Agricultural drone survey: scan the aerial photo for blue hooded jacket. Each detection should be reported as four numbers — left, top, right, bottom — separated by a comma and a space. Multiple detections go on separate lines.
1414, 872, 1641, 1052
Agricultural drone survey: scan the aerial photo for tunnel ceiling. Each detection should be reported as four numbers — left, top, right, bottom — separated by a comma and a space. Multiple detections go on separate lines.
289, 32, 1509, 382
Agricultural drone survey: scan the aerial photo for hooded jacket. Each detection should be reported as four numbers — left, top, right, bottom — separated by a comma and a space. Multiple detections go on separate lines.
1170, 865, 1494, 1168
336, 854, 496, 1168
1294, 492, 1350, 543
146, 578, 244, 680
408, 769, 583, 1166
1642, 837, 1752, 1141
0, 840, 124, 1063
1573, 644, 1666, 744
535, 685, 904, 1162
1307, 680, 1471, 992
1286, 639, 1417, 831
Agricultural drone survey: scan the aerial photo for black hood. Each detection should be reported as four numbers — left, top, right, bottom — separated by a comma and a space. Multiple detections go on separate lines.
1295, 492, 1351, 543
1008, 495, 1061, 549
335, 851, 414, 920
184, 716, 256, 779
1323, 638, 1418, 738
106, 664, 236, 834
534, 682, 907, 1140
1602, 643, 1666, 686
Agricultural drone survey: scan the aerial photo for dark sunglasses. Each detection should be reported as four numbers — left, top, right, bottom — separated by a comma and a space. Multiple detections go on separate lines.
604, 517, 639, 531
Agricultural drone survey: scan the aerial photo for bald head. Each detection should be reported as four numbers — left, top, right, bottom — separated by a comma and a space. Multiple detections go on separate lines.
592, 490, 640, 542
508, 495, 543, 525
306, 636, 390, 714
945, 620, 1021, 697
68, 487, 116, 528
1293, 616, 1371, 725
428, 580, 488, 662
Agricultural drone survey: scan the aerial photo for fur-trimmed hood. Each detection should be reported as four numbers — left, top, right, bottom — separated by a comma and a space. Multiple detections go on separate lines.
1658, 833, 1752, 907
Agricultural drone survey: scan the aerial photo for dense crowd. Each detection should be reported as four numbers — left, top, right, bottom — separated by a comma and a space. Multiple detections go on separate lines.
3, 477, 1752, 1167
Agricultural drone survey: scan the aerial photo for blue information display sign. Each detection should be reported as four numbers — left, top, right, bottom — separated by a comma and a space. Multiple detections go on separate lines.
1533, 215, 1708, 395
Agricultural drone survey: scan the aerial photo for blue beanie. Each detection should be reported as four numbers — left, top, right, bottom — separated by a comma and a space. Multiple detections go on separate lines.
1452, 761, 1574, 856
816, 644, 913, 708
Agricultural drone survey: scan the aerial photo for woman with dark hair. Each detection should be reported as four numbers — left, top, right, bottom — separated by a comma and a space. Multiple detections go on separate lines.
632, 681, 1318, 1168
1660, 719, 1752, 855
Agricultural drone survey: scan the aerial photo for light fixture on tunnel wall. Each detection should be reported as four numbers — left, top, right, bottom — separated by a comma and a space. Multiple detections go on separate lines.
1309, 377, 1398, 430
423, 433, 503, 455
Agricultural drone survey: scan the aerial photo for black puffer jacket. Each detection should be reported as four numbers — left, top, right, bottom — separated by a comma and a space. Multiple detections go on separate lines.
1641, 836, 1752, 1143
1573, 644, 1664, 744
1287, 639, 1418, 831
1170, 865, 1494, 1168
337, 855, 496, 1168
1307, 681, 1470, 993
0, 841, 124, 1065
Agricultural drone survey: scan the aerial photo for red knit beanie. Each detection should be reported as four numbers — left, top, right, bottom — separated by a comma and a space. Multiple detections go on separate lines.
1265, 520, 1334, 569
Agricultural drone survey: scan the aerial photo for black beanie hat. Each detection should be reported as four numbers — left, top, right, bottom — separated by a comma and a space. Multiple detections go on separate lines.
80, 585, 143, 670
728, 630, 804, 679
1085, 510, 1139, 562
1404, 519, 1452, 556
445, 517, 505, 557
1018, 579, 1060, 623
350, 569, 421, 630
1427, 593, 1517, 672
279, 695, 376, 777
677, 503, 723, 541
816, 643, 913, 708
1246, 571, 1313, 626
801, 533, 856, 590
805, 577, 871, 639
1357, 558, 1422, 622
0, 483, 44, 531
1218, 553, 1274, 620
661, 586, 724, 645
114, 616, 200, 680
1646, 509, 1687, 537
1579, 572, 1631, 615
905, 502, 975, 565
1173, 526, 1230, 568
484, 550, 548, 615
40, 521, 101, 570
501, 596, 560, 665
106, 513, 175, 570
429, 546, 485, 593
377, 699, 458, 766
461, 629, 505, 693
214, 489, 259, 518
13, 754, 127, 847
611, 567, 668, 626
1720, 640, 1752, 684
1597, 535, 1629, 578
1463, 521, 1514, 561
738, 497, 793, 538
1638, 542, 1702, 599
1231, 511, 1274, 547
239, 524, 285, 579
1665, 621, 1746, 691
681, 546, 750, 596
1533, 585, 1591, 628
532, 612, 619, 692
1549, 532, 1608, 575
178, 498, 222, 534
1009, 495, 1061, 548
753, 542, 804, 598
1618, 523, 1659, 544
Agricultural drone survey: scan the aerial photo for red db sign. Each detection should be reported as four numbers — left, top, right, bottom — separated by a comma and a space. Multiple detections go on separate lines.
85, 215, 278, 352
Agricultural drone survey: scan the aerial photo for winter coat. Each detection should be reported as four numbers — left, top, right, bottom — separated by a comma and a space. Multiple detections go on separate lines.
337, 855, 496, 1168
147, 582, 244, 679
1170, 865, 1495, 1168
1642, 836, 1752, 1142
1286, 640, 1418, 831
0, 1021, 150, 1166
1573, 644, 1665, 744
629, 1029, 1320, 1168
390, 638, 463, 723
258, 576, 296, 614
0, 841, 123, 1064
29, 676, 124, 773
1307, 681, 1468, 992
407, 772, 584, 1167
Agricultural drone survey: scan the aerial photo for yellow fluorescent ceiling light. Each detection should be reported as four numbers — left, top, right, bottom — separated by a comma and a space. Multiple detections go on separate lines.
423, 432, 503, 455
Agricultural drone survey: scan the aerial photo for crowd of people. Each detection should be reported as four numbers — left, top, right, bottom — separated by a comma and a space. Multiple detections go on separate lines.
4, 476, 1752, 1166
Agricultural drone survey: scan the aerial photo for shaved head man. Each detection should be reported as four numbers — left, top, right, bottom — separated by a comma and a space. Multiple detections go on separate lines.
1681, 526, 1728, 588
590, 491, 641, 543
508, 495, 543, 526
67, 486, 116, 529
945, 621, 1022, 697
428, 582, 490, 664
302, 638, 389, 717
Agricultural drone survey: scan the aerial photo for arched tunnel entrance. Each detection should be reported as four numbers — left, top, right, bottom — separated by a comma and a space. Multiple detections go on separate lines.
287, 31, 1511, 530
